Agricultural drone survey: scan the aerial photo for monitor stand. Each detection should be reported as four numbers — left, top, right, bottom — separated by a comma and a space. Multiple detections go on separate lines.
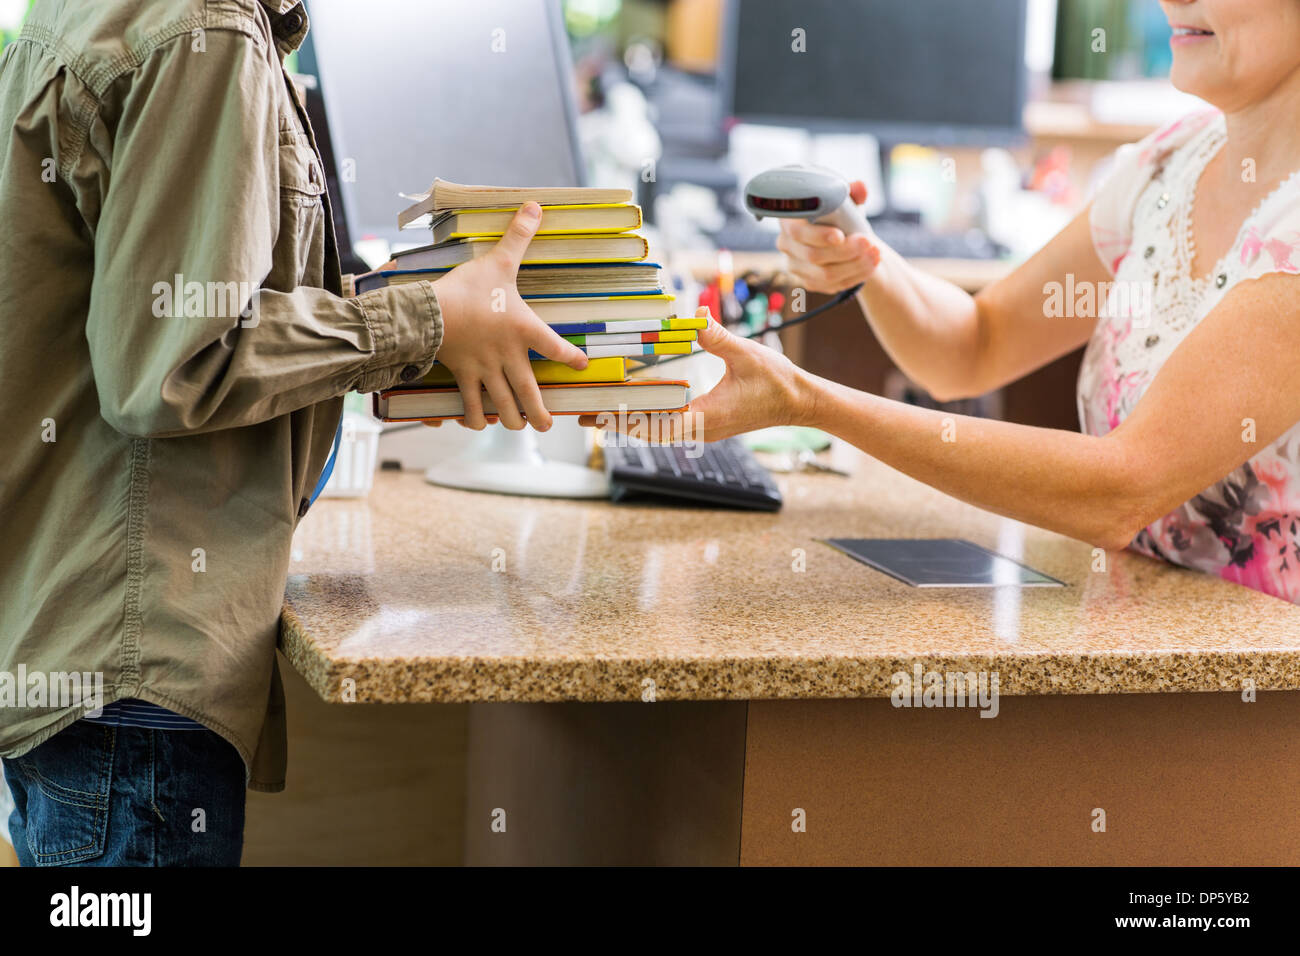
424, 426, 609, 499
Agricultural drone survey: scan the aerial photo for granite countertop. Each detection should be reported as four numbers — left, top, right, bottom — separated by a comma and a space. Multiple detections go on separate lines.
280, 444, 1300, 703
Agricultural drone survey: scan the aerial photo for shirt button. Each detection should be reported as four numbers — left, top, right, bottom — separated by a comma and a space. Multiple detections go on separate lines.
282, 9, 304, 33
1156, 193, 1169, 209
399, 364, 421, 382
297, 497, 311, 518
1215, 273, 1228, 288
1145, 334, 1160, 348
1143, 245, 1155, 259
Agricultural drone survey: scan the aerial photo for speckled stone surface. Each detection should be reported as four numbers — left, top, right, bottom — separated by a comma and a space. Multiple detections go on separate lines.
280, 445, 1300, 703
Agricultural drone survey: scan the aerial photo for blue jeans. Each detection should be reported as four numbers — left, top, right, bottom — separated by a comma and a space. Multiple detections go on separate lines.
3, 720, 246, 866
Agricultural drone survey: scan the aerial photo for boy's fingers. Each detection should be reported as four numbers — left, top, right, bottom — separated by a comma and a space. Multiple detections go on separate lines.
482, 374, 525, 430
505, 360, 553, 431
459, 378, 487, 430
531, 324, 589, 369
492, 202, 542, 267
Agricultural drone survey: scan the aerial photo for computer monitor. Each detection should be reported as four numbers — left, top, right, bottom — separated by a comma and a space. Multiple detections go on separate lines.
303, 0, 585, 250
720, 0, 1028, 146
303, 0, 608, 498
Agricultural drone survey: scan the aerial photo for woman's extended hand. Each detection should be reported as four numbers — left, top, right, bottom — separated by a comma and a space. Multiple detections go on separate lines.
581, 308, 815, 443
776, 179, 882, 293
429, 202, 588, 431
685, 318, 815, 441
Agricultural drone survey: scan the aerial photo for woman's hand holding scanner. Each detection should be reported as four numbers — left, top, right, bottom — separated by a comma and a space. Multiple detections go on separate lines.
429, 202, 588, 430
776, 180, 882, 293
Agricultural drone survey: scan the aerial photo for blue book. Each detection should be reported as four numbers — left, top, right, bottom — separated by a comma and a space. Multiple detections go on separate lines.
355, 262, 662, 297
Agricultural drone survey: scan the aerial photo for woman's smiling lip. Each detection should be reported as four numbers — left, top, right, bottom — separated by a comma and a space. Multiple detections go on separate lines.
1169, 23, 1215, 46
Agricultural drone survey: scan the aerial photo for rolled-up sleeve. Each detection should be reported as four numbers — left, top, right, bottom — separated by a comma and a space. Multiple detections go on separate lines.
83, 27, 440, 438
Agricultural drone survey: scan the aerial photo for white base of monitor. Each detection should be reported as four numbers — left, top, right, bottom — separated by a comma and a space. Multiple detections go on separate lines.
424, 426, 609, 499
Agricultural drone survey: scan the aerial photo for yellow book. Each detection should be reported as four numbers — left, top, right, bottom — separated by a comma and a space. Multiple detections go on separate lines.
663, 316, 708, 330
430, 204, 642, 243
399, 178, 634, 229
418, 356, 628, 387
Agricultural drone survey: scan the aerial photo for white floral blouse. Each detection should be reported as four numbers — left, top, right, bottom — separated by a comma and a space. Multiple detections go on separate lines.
1081, 110, 1300, 603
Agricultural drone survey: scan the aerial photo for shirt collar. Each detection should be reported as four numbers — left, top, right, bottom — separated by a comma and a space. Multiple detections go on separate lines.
258, 1, 309, 56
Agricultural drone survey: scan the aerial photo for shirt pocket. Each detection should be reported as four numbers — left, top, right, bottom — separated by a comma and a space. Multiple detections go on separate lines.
8, 722, 113, 866
274, 123, 328, 289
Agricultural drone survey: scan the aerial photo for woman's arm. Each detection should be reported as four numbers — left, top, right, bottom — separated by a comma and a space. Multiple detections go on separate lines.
670, 272, 1300, 551
777, 190, 1106, 401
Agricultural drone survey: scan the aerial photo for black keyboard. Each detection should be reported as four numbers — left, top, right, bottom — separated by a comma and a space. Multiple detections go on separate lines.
603, 437, 783, 512
705, 217, 1007, 260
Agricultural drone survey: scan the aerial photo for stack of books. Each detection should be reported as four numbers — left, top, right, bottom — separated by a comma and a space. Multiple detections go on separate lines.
362, 180, 698, 422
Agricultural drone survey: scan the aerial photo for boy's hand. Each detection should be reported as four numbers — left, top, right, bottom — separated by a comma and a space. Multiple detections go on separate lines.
429, 202, 588, 430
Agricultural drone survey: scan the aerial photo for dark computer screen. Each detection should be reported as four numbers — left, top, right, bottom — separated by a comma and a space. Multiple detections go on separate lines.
724, 0, 1027, 144
303, 0, 585, 249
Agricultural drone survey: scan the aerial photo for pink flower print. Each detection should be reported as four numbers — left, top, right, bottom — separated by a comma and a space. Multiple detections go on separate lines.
1241, 227, 1300, 273
1220, 532, 1300, 604
1135, 111, 1216, 167
1089, 317, 1145, 431
1252, 455, 1289, 499
1102, 314, 1134, 351
1241, 226, 1264, 266
1093, 225, 1132, 275
1101, 370, 1144, 431
1266, 234, 1300, 273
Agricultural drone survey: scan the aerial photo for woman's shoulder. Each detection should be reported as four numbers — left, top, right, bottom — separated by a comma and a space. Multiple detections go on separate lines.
1237, 165, 1300, 280
1126, 109, 1222, 173
1100, 109, 1221, 200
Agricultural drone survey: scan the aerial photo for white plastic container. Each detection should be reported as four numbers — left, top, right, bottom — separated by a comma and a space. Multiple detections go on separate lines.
320, 410, 383, 498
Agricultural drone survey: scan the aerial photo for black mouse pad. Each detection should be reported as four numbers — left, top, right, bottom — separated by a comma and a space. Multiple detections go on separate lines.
821, 537, 1065, 588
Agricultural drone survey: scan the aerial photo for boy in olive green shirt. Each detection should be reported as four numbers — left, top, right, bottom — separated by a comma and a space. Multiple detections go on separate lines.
0, 0, 582, 865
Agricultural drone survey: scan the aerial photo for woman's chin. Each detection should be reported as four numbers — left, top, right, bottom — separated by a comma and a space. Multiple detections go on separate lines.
1168, 65, 1215, 104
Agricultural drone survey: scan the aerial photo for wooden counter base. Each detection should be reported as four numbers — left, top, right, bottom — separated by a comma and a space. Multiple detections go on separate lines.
742, 692, 1300, 866
465, 701, 747, 866
457, 692, 1300, 866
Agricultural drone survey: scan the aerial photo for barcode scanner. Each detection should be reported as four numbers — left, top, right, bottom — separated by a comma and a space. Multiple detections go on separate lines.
743, 164, 871, 238
657, 165, 872, 368
707, 164, 868, 337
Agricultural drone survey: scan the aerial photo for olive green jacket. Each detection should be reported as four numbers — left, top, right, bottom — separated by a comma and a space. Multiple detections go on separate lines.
0, 0, 442, 790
